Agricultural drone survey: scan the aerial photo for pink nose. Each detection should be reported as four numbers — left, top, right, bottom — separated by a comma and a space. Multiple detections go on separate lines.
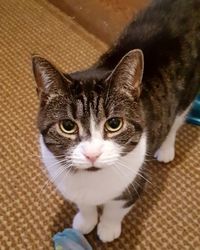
84, 152, 101, 164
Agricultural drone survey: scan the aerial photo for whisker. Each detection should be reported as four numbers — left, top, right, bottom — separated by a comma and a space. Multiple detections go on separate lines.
44, 159, 69, 169
41, 163, 73, 193
65, 165, 73, 177
33, 159, 73, 184
27, 152, 67, 159
120, 147, 153, 160
115, 165, 140, 199
113, 166, 133, 198
28, 159, 68, 184
36, 167, 66, 203
117, 161, 152, 185
36, 164, 73, 205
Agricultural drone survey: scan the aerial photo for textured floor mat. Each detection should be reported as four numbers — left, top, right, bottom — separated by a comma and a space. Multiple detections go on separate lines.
0, 0, 200, 249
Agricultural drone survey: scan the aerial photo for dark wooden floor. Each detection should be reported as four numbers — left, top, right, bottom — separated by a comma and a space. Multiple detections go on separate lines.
49, 0, 150, 44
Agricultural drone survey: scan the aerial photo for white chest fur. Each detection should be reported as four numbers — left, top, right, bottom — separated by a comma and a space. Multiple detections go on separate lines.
40, 133, 147, 206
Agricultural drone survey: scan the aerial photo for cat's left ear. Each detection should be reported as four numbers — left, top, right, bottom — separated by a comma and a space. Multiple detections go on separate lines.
109, 49, 144, 97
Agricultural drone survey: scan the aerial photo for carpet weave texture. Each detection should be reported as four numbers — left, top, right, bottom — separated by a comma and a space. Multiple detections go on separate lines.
0, 0, 200, 249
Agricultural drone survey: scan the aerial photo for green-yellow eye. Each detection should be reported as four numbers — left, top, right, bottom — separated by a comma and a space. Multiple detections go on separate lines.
59, 119, 77, 134
105, 117, 123, 132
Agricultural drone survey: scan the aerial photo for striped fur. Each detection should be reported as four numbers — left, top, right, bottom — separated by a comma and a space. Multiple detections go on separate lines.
33, 0, 200, 242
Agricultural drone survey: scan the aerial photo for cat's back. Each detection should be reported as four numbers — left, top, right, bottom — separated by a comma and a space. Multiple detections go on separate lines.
99, 0, 200, 76
97, 0, 200, 152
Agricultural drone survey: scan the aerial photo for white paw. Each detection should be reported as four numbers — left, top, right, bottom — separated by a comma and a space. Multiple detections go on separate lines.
154, 146, 175, 163
97, 221, 121, 242
72, 212, 97, 234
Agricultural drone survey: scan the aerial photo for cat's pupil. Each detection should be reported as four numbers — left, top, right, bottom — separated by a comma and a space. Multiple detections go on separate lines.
62, 120, 75, 131
108, 118, 120, 129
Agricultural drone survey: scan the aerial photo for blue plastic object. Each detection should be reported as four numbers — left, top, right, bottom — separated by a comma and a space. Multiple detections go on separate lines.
53, 229, 92, 250
187, 94, 200, 126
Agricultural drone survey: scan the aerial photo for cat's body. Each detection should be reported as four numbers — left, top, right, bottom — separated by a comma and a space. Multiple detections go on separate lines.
73, 0, 200, 153
33, 0, 200, 242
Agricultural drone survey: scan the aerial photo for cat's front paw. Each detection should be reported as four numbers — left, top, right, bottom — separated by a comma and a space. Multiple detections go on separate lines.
154, 146, 175, 163
72, 212, 97, 234
97, 221, 121, 242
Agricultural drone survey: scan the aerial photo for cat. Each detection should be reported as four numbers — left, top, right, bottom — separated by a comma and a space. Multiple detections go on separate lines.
32, 0, 200, 242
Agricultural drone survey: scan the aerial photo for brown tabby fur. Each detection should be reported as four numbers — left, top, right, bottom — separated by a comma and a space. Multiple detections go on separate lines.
33, 0, 200, 207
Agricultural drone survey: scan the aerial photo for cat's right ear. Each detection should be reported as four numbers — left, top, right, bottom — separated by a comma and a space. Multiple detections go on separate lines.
32, 55, 64, 97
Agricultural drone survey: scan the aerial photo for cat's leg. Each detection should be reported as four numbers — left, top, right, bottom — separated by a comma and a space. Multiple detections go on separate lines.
97, 200, 132, 242
72, 204, 98, 234
154, 107, 191, 163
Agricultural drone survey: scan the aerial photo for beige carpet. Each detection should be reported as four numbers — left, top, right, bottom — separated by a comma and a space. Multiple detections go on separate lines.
0, 0, 200, 249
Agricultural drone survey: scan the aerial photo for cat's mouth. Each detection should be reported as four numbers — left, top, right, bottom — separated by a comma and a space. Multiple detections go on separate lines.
84, 166, 101, 172
73, 165, 101, 172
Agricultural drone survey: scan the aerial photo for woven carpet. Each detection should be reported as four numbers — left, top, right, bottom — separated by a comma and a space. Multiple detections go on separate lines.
0, 0, 200, 249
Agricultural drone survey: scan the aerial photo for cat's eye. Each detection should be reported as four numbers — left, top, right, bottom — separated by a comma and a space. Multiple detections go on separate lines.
59, 119, 78, 134
105, 117, 123, 133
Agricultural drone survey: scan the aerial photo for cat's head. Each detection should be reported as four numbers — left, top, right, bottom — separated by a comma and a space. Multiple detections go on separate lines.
33, 49, 144, 171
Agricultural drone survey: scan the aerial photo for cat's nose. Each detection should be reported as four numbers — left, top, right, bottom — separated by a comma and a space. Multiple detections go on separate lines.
84, 152, 101, 164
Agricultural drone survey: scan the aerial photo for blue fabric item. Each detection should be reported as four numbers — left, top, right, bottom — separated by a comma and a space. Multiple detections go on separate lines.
187, 94, 200, 126
53, 229, 93, 250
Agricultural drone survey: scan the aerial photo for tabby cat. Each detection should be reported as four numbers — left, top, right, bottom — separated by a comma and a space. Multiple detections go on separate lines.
32, 0, 200, 242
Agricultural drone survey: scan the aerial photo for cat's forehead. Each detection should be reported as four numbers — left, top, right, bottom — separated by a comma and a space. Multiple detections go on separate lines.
71, 78, 104, 95
68, 69, 110, 95
43, 80, 123, 133
43, 78, 106, 123
67, 77, 129, 120
40, 72, 137, 132
70, 82, 106, 121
